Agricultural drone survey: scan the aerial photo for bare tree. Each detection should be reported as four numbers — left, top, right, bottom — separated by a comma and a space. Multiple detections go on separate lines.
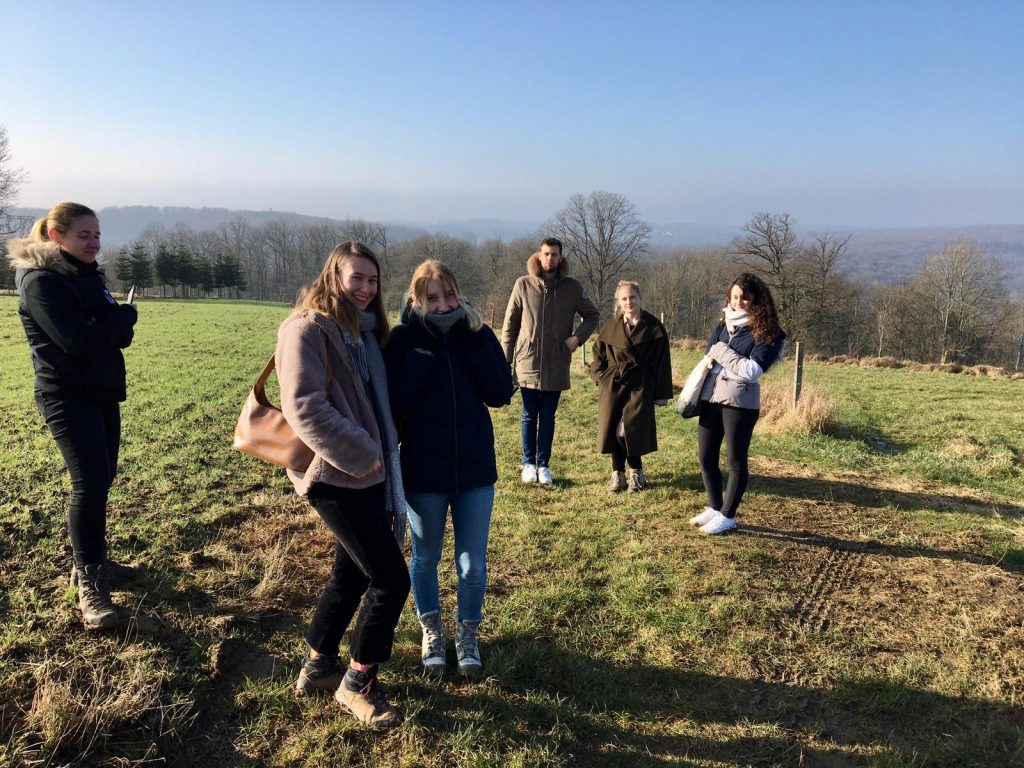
730, 212, 800, 318
913, 237, 1006, 363
551, 191, 651, 314
0, 124, 28, 237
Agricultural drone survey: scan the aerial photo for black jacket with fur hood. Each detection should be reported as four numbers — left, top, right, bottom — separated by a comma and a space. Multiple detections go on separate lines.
7, 239, 137, 401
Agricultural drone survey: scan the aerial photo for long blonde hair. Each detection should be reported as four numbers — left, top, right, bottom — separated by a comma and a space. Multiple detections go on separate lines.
29, 202, 97, 243
297, 241, 389, 345
405, 259, 483, 331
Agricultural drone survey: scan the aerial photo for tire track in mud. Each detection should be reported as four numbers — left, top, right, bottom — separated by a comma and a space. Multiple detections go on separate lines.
768, 544, 866, 687
790, 546, 865, 635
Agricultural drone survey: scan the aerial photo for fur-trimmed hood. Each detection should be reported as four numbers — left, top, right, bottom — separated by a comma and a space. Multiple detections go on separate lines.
526, 250, 570, 282
5, 238, 63, 270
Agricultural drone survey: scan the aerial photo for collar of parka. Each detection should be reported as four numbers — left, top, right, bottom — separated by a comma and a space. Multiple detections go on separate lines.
526, 250, 570, 288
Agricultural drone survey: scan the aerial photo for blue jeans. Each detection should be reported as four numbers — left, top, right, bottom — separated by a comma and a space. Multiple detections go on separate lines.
520, 388, 562, 467
406, 486, 495, 622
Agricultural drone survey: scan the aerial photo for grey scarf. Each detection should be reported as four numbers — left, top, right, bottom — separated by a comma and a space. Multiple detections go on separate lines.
340, 311, 408, 545
425, 305, 466, 335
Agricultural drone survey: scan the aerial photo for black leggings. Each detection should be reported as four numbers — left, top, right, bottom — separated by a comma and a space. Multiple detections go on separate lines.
306, 482, 410, 664
35, 393, 120, 567
697, 403, 759, 518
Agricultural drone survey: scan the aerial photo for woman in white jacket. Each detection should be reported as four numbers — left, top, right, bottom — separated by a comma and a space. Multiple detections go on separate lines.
690, 273, 786, 535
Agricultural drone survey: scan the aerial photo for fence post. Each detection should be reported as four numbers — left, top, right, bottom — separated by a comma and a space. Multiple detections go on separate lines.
792, 341, 803, 408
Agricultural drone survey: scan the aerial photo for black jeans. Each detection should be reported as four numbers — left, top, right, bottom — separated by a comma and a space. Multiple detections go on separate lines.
697, 403, 759, 518
305, 482, 410, 664
35, 393, 120, 567
610, 438, 643, 472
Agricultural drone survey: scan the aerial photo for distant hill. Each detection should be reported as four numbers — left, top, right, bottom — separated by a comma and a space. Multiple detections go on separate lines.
828, 225, 1024, 290
10, 206, 1024, 290
9, 206, 429, 247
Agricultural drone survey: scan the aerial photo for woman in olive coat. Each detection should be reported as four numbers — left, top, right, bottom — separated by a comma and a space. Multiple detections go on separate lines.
589, 281, 673, 492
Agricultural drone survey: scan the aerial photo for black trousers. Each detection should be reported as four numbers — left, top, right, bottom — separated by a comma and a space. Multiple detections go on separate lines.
697, 403, 759, 518
35, 393, 120, 567
610, 438, 643, 472
305, 482, 410, 664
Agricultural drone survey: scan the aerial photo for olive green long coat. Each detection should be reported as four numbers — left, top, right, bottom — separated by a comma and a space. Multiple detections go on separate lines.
588, 311, 673, 456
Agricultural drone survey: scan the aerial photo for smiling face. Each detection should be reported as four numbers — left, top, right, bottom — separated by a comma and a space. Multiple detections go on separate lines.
337, 255, 379, 310
50, 215, 101, 264
729, 283, 750, 311
417, 277, 460, 314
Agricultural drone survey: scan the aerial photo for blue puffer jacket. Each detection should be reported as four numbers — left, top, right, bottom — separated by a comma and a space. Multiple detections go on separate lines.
700, 321, 786, 410
384, 306, 515, 494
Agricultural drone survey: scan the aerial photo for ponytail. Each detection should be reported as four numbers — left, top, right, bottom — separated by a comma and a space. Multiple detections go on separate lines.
29, 217, 50, 242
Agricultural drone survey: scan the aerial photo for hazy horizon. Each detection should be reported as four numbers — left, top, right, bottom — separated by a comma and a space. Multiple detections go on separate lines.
4, 2, 1022, 229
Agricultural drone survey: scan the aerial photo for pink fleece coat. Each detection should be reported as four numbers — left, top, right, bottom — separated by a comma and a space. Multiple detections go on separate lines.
275, 309, 385, 496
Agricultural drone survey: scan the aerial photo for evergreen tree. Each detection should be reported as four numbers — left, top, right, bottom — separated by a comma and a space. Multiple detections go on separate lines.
113, 246, 133, 293
154, 244, 178, 297
175, 246, 194, 298
193, 255, 214, 296
128, 242, 153, 293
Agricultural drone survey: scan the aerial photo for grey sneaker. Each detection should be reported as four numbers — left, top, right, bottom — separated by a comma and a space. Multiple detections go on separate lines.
419, 609, 446, 676
335, 676, 403, 729
295, 652, 344, 695
74, 564, 119, 630
70, 558, 144, 589
607, 470, 627, 493
627, 469, 647, 493
455, 619, 483, 676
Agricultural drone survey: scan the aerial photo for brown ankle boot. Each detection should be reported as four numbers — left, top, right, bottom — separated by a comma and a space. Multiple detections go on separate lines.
70, 558, 144, 589
74, 564, 119, 630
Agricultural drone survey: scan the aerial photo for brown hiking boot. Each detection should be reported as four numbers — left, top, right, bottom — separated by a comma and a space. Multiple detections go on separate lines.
74, 564, 119, 630
335, 676, 403, 729
70, 558, 144, 589
295, 652, 344, 695
607, 470, 627, 493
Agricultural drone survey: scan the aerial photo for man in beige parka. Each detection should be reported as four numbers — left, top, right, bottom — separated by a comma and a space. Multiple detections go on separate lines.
501, 237, 599, 484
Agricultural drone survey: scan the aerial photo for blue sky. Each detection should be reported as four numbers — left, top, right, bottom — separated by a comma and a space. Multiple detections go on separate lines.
3, 1, 1022, 227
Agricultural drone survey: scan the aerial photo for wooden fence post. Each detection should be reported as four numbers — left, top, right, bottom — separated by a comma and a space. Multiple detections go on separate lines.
792, 341, 803, 408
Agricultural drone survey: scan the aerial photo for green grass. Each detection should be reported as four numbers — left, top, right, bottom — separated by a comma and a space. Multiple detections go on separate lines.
1, 297, 1022, 767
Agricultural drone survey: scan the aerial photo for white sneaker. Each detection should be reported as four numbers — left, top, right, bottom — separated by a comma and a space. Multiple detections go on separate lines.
699, 511, 737, 535
537, 466, 553, 485
689, 507, 718, 527
521, 464, 538, 483
419, 610, 446, 675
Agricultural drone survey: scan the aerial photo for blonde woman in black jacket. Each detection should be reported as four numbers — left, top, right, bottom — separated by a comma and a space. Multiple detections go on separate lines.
7, 203, 139, 629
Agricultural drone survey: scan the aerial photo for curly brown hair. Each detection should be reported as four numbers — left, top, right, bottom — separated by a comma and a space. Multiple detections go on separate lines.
724, 273, 782, 344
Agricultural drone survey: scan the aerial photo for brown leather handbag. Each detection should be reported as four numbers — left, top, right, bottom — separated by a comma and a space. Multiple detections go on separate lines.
232, 353, 331, 471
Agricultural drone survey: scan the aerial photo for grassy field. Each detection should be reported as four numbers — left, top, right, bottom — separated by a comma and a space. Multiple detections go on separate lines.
0, 296, 1022, 768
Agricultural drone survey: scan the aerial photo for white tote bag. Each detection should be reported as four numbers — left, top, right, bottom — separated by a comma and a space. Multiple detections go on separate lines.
675, 355, 714, 419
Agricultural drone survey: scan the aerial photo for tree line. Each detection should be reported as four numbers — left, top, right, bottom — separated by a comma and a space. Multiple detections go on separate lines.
0, 184, 1021, 369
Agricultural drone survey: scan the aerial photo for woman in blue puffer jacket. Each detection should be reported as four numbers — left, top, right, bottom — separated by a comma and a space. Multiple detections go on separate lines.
689, 273, 785, 535
384, 260, 514, 677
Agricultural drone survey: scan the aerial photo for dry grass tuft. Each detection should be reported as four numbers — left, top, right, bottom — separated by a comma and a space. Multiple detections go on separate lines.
24, 655, 192, 764
250, 534, 295, 601
671, 337, 706, 351
943, 436, 987, 459
757, 381, 839, 436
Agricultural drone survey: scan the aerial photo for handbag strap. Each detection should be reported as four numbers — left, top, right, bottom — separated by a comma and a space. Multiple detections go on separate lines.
251, 333, 333, 409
